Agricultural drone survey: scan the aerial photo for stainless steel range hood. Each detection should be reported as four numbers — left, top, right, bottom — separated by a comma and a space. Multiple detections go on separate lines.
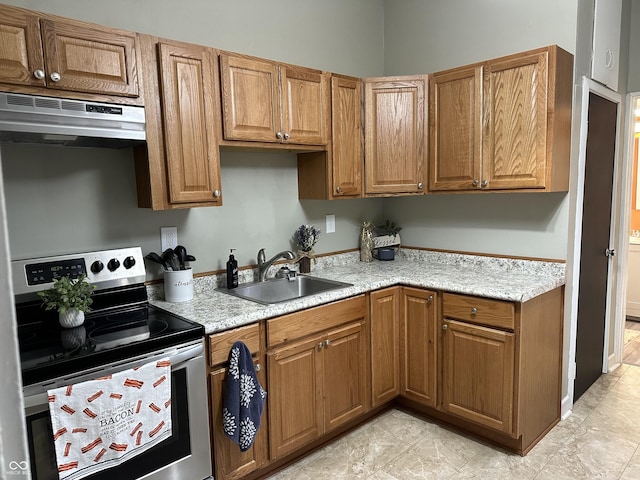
0, 92, 146, 148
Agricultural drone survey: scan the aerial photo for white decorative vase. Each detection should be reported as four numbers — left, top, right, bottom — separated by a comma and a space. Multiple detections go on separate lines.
59, 308, 85, 328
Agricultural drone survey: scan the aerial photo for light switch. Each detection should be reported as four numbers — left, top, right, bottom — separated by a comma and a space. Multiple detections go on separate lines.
326, 214, 336, 233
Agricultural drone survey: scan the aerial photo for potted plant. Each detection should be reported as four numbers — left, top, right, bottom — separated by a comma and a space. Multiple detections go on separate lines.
373, 220, 402, 248
38, 274, 95, 328
294, 224, 321, 273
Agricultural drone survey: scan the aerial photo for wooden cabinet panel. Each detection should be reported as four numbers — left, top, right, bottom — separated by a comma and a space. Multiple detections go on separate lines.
220, 54, 280, 143
210, 361, 268, 480
429, 65, 482, 191
209, 323, 261, 366
483, 51, 547, 190
158, 42, 221, 204
400, 288, 437, 407
0, 5, 139, 98
364, 76, 427, 195
323, 322, 367, 432
442, 293, 515, 330
220, 53, 328, 146
370, 287, 400, 406
267, 336, 324, 459
442, 319, 515, 436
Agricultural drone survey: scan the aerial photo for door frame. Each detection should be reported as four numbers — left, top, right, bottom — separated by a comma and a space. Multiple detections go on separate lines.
566, 77, 622, 414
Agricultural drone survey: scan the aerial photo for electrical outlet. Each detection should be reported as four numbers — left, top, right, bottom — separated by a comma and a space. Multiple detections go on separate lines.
161, 227, 177, 251
326, 214, 336, 234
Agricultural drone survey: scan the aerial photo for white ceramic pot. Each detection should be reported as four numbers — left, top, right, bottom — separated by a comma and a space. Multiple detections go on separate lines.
59, 308, 85, 328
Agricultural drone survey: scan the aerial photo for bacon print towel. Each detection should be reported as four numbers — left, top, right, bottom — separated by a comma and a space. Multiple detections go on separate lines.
47, 358, 172, 480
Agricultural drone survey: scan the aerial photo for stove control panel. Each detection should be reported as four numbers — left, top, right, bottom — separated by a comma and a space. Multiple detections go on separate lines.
12, 247, 146, 296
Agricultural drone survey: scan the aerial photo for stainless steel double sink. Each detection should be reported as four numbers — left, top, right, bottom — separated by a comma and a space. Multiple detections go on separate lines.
221, 275, 352, 305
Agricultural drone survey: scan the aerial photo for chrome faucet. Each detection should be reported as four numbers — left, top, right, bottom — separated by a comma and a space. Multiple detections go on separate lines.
257, 248, 295, 282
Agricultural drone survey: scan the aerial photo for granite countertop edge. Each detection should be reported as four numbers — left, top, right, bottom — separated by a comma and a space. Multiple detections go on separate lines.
148, 252, 566, 335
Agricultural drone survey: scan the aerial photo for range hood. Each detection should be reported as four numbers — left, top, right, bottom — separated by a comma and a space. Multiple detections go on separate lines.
0, 92, 146, 148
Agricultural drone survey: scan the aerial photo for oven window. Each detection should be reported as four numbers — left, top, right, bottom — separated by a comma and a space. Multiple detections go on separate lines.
27, 369, 190, 480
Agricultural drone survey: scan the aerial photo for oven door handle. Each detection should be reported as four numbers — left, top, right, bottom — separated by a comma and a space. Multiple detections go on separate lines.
170, 342, 204, 367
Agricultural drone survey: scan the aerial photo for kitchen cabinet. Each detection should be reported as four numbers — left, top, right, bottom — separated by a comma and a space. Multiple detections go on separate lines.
591, 0, 622, 91
364, 75, 427, 196
219, 52, 330, 146
208, 323, 268, 480
0, 3, 139, 101
298, 74, 363, 199
370, 287, 400, 406
266, 296, 368, 459
134, 36, 222, 209
439, 289, 563, 453
429, 45, 573, 192
400, 287, 437, 408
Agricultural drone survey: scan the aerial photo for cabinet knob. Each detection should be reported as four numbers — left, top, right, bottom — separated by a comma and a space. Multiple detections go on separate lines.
50, 72, 61, 82
213, 189, 221, 198
472, 179, 479, 187
318, 342, 324, 350
417, 182, 423, 190
283, 132, 290, 141
276, 132, 283, 140
481, 180, 488, 188
255, 363, 261, 372
605, 48, 615, 69
442, 324, 448, 330
325, 339, 331, 347
336, 186, 342, 193
33, 69, 45, 80
428, 295, 433, 302
471, 307, 478, 315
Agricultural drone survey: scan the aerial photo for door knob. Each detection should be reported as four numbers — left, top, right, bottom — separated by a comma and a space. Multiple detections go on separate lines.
605, 248, 615, 258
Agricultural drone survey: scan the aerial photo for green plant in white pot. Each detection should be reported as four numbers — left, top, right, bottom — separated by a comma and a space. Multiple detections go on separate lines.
38, 275, 95, 328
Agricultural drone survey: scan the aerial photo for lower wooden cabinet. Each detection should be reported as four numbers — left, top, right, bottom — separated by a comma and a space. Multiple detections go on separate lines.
370, 287, 400, 406
208, 324, 268, 480
400, 287, 437, 407
266, 296, 368, 460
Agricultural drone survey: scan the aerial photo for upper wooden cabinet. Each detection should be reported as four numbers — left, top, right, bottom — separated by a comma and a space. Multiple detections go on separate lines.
220, 52, 330, 146
0, 4, 139, 100
364, 75, 427, 196
429, 45, 573, 192
134, 36, 222, 209
298, 74, 363, 199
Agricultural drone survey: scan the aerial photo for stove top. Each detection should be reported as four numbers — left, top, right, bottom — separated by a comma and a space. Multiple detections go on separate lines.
12, 247, 204, 387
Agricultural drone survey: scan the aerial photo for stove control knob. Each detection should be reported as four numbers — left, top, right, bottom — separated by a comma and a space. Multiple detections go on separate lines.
107, 258, 120, 272
90, 260, 104, 273
123, 256, 136, 269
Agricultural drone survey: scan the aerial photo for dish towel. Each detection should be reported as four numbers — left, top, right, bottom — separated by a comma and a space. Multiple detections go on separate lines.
47, 358, 172, 480
222, 341, 267, 452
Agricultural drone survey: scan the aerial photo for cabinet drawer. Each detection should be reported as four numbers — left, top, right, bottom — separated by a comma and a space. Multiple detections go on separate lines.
267, 295, 366, 347
442, 293, 515, 330
208, 323, 261, 367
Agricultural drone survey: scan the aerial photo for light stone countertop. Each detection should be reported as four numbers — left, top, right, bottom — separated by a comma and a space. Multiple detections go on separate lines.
148, 250, 566, 335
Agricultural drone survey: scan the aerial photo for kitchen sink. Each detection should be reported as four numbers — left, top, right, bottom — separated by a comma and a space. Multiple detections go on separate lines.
221, 275, 353, 305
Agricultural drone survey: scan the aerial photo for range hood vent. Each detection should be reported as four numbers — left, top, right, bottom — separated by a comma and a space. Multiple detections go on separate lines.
0, 92, 146, 148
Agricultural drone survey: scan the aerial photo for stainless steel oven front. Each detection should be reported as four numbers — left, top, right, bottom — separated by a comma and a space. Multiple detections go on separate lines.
23, 339, 212, 480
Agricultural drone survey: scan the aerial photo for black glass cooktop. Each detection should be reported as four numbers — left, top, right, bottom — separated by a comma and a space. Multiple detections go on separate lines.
17, 301, 204, 387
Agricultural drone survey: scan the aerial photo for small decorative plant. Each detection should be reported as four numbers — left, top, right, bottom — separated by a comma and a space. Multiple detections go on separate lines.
38, 275, 95, 314
375, 220, 402, 237
294, 224, 321, 252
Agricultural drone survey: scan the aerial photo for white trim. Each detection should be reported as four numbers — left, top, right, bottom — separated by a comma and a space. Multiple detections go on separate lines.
561, 395, 573, 420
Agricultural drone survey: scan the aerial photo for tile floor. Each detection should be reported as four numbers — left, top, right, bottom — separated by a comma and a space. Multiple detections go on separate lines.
266, 363, 640, 479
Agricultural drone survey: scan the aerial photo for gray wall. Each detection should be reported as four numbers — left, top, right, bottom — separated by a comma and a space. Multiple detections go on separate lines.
628, 0, 640, 91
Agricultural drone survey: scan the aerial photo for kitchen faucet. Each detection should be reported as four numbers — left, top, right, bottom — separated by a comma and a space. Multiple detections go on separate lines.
257, 248, 295, 282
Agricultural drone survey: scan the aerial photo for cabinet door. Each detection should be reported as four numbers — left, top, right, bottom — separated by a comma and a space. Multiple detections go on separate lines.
280, 64, 329, 145
400, 288, 437, 407
267, 335, 323, 460
482, 51, 547, 190
331, 75, 363, 197
158, 42, 221, 204
0, 6, 45, 87
323, 321, 368, 432
442, 319, 515, 436
364, 76, 426, 195
210, 361, 268, 480
592, 0, 622, 91
41, 19, 139, 97
220, 54, 280, 143
370, 287, 400, 406
429, 65, 482, 191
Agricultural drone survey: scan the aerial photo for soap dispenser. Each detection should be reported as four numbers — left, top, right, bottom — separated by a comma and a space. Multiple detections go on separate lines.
226, 249, 238, 289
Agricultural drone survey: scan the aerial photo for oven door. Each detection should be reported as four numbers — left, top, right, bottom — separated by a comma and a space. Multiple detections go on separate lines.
23, 340, 212, 480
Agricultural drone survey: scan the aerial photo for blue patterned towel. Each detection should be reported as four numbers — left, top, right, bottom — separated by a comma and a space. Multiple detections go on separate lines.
223, 341, 267, 452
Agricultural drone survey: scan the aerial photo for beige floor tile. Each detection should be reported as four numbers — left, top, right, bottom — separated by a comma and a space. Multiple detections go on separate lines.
620, 446, 640, 480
